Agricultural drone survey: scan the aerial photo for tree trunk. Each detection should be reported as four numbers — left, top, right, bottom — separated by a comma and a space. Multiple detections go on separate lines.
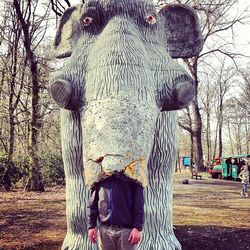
60, 110, 95, 250
190, 131, 194, 166
205, 92, 211, 165
206, 114, 211, 166
184, 58, 204, 172
5, 22, 21, 191
24, 61, 44, 191
187, 106, 194, 163
236, 121, 242, 154
0, 69, 3, 150
13, 0, 44, 192
190, 99, 204, 171
60, 111, 181, 250
0, 67, 8, 153
179, 106, 194, 167
212, 121, 219, 162
138, 112, 181, 250
227, 121, 234, 155
218, 120, 223, 157
0, 63, 8, 189
218, 98, 223, 158
244, 117, 249, 153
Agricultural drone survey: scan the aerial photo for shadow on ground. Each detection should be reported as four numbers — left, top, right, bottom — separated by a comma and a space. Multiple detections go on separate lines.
175, 224, 250, 249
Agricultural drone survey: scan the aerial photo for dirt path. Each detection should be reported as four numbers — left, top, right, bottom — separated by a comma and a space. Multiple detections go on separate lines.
0, 173, 249, 249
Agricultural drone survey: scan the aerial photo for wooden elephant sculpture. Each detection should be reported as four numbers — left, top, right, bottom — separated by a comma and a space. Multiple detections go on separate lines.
50, 0, 203, 249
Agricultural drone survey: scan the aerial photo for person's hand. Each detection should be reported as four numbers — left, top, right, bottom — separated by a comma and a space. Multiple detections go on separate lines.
88, 228, 97, 244
128, 228, 141, 245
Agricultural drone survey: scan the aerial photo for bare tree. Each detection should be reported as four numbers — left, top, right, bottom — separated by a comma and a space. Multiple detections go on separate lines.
173, 0, 248, 171
13, 0, 51, 191
178, 105, 195, 163
237, 66, 250, 116
50, 0, 85, 17
224, 66, 250, 154
198, 70, 217, 166
0, 2, 28, 190
50, 0, 71, 17
0, 0, 62, 190
214, 58, 235, 157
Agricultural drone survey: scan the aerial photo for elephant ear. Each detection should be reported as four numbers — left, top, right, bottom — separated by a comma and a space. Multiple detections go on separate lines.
53, 4, 83, 59
159, 4, 204, 58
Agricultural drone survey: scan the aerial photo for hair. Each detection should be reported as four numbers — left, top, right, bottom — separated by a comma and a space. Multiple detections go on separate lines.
243, 165, 248, 171
241, 160, 246, 165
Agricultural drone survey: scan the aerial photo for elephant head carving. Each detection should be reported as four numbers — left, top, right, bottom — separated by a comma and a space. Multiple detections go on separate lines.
50, 0, 203, 188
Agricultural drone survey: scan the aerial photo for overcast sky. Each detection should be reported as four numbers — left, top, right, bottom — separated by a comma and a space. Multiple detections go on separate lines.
235, 0, 250, 54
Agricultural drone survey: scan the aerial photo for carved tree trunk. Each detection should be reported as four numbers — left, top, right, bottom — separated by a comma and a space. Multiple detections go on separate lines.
51, 3, 203, 250
61, 109, 95, 250
60, 110, 181, 250
139, 112, 181, 250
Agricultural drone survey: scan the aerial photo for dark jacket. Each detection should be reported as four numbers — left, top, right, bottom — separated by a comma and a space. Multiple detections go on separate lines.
87, 174, 144, 231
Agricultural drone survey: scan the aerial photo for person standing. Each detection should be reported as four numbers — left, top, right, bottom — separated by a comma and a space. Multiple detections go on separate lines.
238, 162, 249, 197
87, 173, 144, 250
245, 155, 250, 171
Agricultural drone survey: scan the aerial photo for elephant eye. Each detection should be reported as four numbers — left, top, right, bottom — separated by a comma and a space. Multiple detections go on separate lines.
83, 16, 94, 26
146, 14, 157, 24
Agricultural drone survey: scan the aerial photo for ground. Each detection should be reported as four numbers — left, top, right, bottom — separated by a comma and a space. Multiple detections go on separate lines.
0, 170, 250, 250
173, 170, 250, 250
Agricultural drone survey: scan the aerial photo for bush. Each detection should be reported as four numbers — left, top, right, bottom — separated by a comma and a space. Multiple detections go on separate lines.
0, 153, 28, 190
40, 153, 65, 186
14, 155, 30, 186
0, 152, 65, 189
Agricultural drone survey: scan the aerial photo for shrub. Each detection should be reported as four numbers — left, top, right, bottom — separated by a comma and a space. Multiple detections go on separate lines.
14, 155, 30, 186
40, 152, 65, 186
0, 152, 65, 188
0, 153, 27, 190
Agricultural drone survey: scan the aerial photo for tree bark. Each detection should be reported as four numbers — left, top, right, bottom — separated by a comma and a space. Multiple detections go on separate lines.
245, 118, 250, 153
190, 99, 204, 171
0, 68, 6, 152
13, 0, 44, 192
218, 93, 223, 157
227, 121, 234, 155
218, 119, 223, 157
204, 85, 212, 166
183, 58, 204, 172
206, 111, 211, 165
5, 43, 18, 191
3, 10, 22, 191
60, 110, 95, 250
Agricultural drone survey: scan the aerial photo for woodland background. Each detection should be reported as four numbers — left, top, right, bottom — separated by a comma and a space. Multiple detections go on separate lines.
0, 0, 250, 191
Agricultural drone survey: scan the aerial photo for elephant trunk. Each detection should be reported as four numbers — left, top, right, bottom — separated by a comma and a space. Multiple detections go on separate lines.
82, 93, 158, 187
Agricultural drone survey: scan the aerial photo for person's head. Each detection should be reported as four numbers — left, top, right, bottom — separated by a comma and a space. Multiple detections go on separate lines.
239, 160, 245, 165
246, 155, 250, 163
242, 162, 248, 171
